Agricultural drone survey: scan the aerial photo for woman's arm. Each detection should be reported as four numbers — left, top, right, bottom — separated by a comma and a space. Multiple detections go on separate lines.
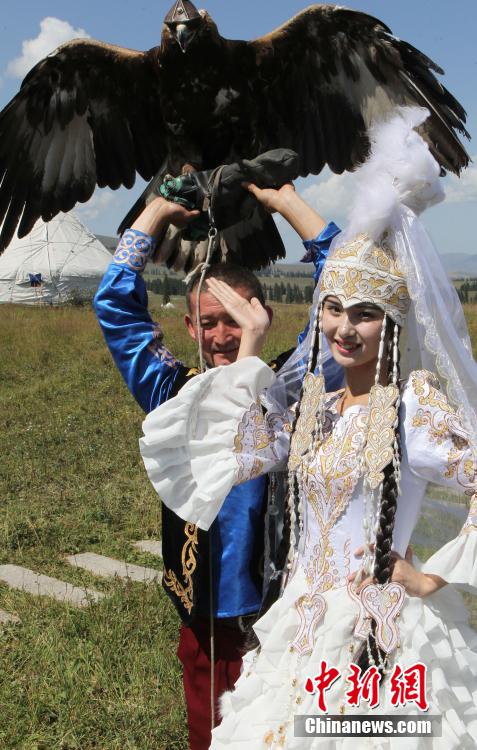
398, 371, 477, 592
140, 357, 290, 530
349, 370, 477, 598
245, 182, 327, 240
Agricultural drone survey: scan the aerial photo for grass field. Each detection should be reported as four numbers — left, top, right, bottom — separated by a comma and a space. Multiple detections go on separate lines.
0, 295, 311, 750
1, 297, 477, 749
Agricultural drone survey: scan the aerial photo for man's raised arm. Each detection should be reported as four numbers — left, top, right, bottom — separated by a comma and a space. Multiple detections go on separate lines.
93, 199, 198, 412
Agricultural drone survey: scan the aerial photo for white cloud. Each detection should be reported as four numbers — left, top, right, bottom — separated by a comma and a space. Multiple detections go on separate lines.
300, 169, 359, 226
299, 157, 477, 221
6, 17, 90, 79
444, 157, 477, 204
75, 189, 116, 222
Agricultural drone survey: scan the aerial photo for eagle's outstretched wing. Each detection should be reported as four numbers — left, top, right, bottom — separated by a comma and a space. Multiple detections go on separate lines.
0, 39, 165, 252
0, 5, 470, 266
246, 5, 469, 177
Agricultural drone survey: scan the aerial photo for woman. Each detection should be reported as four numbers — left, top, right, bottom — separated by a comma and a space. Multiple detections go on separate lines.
141, 108, 477, 748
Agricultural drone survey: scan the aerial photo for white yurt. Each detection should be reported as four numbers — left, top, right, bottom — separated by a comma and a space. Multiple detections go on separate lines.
0, 212, 113, 305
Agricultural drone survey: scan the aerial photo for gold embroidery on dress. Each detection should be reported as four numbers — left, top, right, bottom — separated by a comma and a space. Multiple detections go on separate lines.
307, 407, 366, 565
306, 409, 368, 534
411, 370, 474, 478
413, 407, 468, 446
249, 458, 265, 479
292, 590, 327, 655
410, 369, 472, 447
410, 371, 477, 536
410, 369, 441, 398
163, 522, 198, 613
234, 400, 290, 482
289, 372, 325, 471
365, 383, 399, 489
291, 402, 367, 653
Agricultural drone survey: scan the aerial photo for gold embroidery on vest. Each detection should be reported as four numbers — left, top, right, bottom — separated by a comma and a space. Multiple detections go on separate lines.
163, 522, 198, 613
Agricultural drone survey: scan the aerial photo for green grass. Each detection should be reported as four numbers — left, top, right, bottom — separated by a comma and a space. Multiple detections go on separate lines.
1, 299, 477, 748
1, 303, 190, 750
0, 298, 308, 750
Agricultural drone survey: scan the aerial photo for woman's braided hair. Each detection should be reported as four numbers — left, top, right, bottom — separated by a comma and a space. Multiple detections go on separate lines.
357, 321, 402, 674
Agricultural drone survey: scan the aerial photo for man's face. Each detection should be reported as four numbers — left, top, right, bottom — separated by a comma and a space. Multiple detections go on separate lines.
185, 285, 255, 367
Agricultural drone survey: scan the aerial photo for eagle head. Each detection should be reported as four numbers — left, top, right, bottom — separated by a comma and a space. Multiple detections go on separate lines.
163, 0, 207, 53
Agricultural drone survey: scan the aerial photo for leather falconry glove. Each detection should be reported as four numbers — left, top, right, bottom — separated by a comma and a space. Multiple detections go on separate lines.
119, 149, 300, 272
159, 148, 300, 240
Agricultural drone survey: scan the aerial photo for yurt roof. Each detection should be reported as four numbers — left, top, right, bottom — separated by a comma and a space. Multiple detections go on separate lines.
0, 212, 113, 304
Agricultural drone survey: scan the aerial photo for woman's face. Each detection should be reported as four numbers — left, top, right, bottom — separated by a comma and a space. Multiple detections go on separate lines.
322, 296, 385, 371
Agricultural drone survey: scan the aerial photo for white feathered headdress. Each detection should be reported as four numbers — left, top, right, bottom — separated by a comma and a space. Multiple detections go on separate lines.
344, 107, 444, 242
314, 108, 447, 327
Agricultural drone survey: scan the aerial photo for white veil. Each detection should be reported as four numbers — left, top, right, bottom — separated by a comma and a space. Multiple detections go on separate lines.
267, 107, 477, 458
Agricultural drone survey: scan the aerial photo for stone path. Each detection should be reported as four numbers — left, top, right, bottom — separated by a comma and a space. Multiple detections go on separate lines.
65, 552, 162, 584
133, 539, 163, 557
0, 608, 20, 624
0, 540, 163, 621
0, 564, 104, 607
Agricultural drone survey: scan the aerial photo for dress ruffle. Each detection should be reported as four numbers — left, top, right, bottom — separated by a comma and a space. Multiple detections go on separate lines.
422, 531, 477, 590
212, 563, 477, 749
140, 357, 275, 530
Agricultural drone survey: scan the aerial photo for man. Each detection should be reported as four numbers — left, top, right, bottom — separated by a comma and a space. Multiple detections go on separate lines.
94, 187, 340, 749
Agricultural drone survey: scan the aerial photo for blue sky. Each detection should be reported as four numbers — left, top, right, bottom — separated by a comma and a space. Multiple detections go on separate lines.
0, 1, 476, 261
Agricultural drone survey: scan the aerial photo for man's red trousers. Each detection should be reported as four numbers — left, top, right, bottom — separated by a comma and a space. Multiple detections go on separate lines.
177, 617, 250, 750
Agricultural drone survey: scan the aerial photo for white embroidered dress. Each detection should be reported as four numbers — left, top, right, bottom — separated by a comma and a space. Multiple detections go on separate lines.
140, 357, 477, 749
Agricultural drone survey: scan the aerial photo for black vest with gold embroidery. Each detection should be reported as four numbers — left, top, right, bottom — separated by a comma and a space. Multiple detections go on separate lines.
160, 350, 294, 625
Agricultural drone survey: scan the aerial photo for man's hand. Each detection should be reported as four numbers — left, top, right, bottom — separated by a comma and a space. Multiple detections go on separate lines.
205, 278, 272, 360
348, 545, 447, 598
131, 196, 200, 239
205, 278, 271, 335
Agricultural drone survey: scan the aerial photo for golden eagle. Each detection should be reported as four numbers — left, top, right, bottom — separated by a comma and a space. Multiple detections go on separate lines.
0, 1, 469, 266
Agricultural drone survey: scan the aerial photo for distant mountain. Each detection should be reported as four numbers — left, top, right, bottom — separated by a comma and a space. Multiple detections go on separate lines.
439, 253, 477, 278
94, 232, 477, 279
280, 255, 477, 279
96, 234, 117, 254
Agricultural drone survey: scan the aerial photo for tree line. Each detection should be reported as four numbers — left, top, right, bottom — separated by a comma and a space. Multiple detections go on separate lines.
146, 275, 183, 302
145, 275, 314, 305
262, 281, 314, 304
457, 280, 477, 304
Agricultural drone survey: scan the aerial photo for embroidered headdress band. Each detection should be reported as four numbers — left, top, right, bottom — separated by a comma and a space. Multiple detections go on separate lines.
317, 233, 410, 327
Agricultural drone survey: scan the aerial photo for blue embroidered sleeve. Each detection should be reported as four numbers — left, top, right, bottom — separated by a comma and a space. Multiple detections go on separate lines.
297, 221, 341, 348
301, 220, 341, 283
94, 229, 183, 413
